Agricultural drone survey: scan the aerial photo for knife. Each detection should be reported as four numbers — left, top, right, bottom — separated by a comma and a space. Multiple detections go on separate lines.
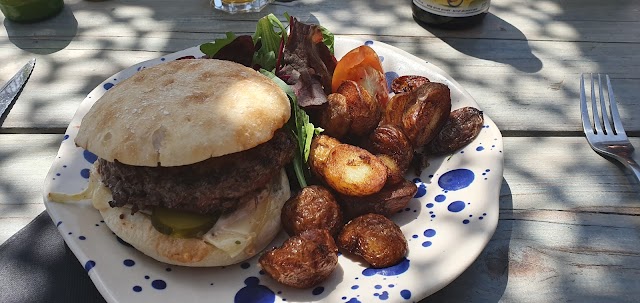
0, 58, 36, 117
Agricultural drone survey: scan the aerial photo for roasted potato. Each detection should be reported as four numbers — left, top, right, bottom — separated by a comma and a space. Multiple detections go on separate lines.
365, 124, 414, 170
281, 185, 343, 237
322, 144, 387, 197
402, 82, 452, 147
381, 91, 411, 127
376, 154, 405, 185
391, 75, 430, 94
336, 80, 382, 137
259, 229, 338, 288
309, 135, 341, 178
337, 214, 407, 268
337, 178, 417, 220
425, 107, 484, 155
319, 93, 352, 139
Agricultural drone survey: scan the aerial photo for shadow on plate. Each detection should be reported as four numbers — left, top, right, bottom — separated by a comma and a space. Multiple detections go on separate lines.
421, 178, 513, 303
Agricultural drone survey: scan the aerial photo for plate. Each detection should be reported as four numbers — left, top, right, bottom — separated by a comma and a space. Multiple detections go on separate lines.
43, 37, 504, 303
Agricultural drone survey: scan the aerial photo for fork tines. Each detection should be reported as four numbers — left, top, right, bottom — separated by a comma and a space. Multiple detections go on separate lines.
580, 73, 625, 137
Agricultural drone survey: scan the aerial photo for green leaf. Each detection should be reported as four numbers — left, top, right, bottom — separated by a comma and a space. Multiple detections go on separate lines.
319, 25, 335, 54
253, 14, 288, 71
199, 32, 237, 57
259, 69, 319, 188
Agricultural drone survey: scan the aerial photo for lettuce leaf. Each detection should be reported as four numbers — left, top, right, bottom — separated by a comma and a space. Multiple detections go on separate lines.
260, 69, 322, 188
253, 14, 288, 71
319, 25, 335, 54
199, 32, 237, 57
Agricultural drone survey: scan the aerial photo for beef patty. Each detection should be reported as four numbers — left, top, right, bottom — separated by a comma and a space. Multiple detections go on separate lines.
98, 129, 295, 215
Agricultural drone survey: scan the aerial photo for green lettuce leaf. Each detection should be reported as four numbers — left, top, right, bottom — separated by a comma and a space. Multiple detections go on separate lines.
319, 25, 335, 54
253, 14, 288, 71
199, 32, 237, 57
260, 69, 322, 188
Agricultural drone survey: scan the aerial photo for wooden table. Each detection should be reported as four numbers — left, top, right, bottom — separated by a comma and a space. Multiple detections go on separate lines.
1, 0, 638, 302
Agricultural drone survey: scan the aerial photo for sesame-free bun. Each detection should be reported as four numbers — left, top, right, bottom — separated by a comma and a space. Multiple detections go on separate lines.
75, 59, 290, 167
95, 169, 291, 267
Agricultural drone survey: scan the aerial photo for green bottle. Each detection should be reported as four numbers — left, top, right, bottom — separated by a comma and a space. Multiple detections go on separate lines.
0, 0, 64, 23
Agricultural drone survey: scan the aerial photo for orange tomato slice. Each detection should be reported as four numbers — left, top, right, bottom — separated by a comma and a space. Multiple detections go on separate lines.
332, 45, 390, 105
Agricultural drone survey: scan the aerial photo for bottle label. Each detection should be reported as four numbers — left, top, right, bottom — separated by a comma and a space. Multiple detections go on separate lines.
413, 0, 490, 17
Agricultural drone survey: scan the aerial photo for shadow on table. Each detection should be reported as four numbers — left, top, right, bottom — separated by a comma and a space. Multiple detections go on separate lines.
415, 13, 542, 74
421, 178, 513, 303
3, 5, 78, 54
0, 212, 105, 303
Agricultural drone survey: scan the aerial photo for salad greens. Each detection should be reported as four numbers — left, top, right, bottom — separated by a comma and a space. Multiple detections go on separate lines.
199, 13, 334, 188
260, 69, 322, 188
199, 32, 238, 58
252, 14, 288, 71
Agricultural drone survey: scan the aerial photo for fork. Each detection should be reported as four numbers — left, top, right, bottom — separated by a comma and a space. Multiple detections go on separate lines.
580, 73, 640, 183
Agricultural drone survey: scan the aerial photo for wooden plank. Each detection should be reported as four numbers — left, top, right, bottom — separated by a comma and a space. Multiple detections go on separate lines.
0, 134, 60, 243
424, 210, 640, 303
1, 36, 639, 133
501, 137, 640, 213
2, 0, 638, 42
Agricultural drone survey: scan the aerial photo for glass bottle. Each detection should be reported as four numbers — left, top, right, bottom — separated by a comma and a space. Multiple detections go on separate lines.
412, 0, 490, 29
0, 0, 64, 23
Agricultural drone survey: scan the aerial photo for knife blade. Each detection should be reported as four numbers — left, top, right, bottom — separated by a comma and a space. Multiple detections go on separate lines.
0, 58, 36, 117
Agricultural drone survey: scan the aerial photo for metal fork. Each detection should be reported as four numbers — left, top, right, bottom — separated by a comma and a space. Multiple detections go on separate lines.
580, 73, 640, 182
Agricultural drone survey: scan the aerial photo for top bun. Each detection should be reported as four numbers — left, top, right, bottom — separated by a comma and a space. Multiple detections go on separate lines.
76, 59, 290, 167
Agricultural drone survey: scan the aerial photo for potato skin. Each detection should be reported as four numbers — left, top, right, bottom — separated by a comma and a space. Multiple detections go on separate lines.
309, 135, 341, 178
259, 229, 338, 289
391, 75, 430, 94
365, 124, 414, 172
338, 214, 407, 268
336, 80, 382, 137
323, 144, 388, 197
402, 82, 452, 147
425, 107, 484, 155
337, 178, 417, 220
319, 93, 352, 139
281, 185, 343, 237
381, 92, 411, 127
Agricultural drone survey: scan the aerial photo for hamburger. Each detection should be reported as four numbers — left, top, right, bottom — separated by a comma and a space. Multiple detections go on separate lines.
74, 59, 294, 267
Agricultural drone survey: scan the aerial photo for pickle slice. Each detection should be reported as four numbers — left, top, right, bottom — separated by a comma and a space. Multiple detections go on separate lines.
151, 207, 219, 238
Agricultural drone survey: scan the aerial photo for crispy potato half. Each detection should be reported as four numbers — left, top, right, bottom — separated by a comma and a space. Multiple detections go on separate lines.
391, 75, 430, 94
402, 82, 452, 147
309, 135, 341, 178
336, 80, 382, 137
366, 124, 414, 170
425, 106, 484, 155
322, 144, 388, 197
319, 93, 352, 139
337, 178, 417, 220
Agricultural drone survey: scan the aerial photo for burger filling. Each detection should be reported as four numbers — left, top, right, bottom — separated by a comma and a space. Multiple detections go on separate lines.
97, 129, 295, 215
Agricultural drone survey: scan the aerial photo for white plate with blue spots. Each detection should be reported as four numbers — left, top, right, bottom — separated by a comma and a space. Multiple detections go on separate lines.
43, 37, 504, 303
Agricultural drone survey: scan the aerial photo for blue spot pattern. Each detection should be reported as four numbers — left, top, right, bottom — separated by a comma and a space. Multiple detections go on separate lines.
234, 277, 274, 303
84, 260, 96, 272
363, 258, 410, 276
438, 169, 474, 191
103, 83, 114, 90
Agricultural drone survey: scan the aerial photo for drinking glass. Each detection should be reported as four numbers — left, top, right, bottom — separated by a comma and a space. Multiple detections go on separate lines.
212, 0, 273, 14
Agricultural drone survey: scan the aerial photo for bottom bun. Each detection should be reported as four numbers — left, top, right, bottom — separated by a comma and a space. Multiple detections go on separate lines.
96, 169, 291, 267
